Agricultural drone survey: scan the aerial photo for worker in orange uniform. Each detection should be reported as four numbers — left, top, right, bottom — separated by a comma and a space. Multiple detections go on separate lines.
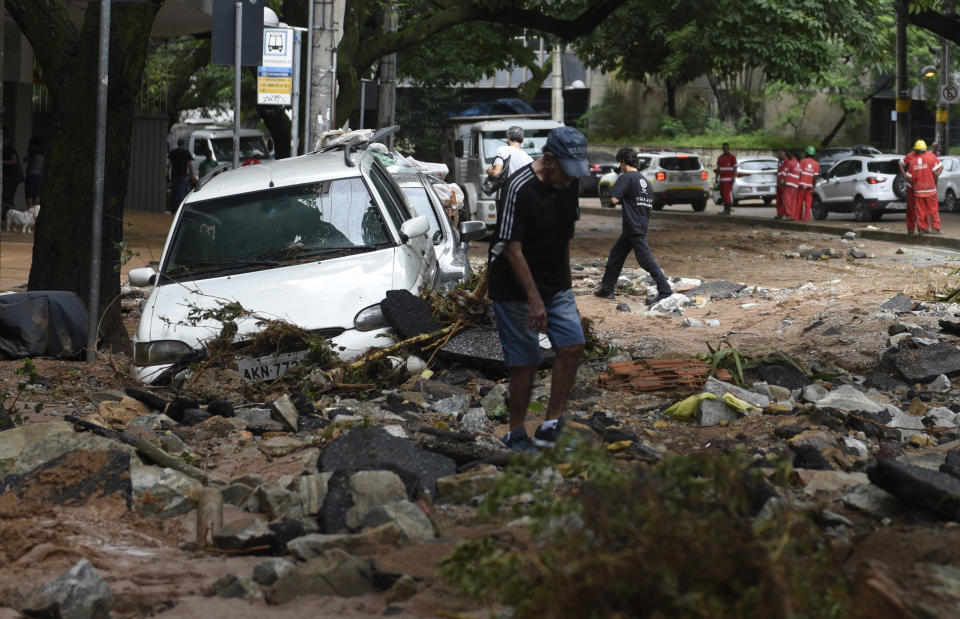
796, 146, 820, 222
715, 142, 737, 215
782, 150, 801, 220
775, 149, 787, 219
904, 140, 943, 235
899, 148, 918, 234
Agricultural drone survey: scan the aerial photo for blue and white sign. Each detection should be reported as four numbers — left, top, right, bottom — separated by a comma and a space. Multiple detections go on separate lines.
258, 27, 294, 105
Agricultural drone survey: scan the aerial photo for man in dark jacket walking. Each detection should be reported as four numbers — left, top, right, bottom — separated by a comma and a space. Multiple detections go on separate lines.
594, 147, 672, 304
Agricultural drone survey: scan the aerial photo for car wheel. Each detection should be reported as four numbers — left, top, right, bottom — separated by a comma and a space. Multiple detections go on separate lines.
947, 189, 959, 213
811, 196, 828, 220
853, 196, 870, 222
691, 199, 707, 212
871, 210, 884, 222
892, 173, 907, 200
599, 184, 613, 208
652, 200, 665, 211
762, 196, 773, 206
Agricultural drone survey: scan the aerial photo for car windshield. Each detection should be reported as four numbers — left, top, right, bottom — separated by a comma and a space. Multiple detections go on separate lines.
482, 129, 552, 164
867, 160, 900, 174
161, 178, 392, 282
660, 156, 701, 171
740, 160, 777, 171
401, 185, 444, 246
210, 136, 271, 162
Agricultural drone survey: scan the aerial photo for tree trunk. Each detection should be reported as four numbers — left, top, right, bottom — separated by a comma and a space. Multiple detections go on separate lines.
258, 105, 292, 158
665, 80, 677, 118
519, 55, 551, 106
9, 0, 160, 349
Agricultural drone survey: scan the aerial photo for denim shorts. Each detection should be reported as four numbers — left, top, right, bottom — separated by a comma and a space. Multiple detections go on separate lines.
493, 288, 585, 367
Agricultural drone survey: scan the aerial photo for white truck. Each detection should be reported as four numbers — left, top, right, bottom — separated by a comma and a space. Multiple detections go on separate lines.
168, 121, 274, 171
442, 115, 563, 227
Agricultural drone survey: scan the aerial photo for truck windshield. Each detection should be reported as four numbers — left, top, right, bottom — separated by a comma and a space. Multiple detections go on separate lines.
210, 137, 271, 163
482, 129, 553, 164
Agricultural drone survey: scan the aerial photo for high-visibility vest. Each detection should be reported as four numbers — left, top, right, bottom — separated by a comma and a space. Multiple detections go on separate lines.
798, 157, 819, 188
717, 153, 737, 182
784, 159, 800, 188
910, 152, 942, 196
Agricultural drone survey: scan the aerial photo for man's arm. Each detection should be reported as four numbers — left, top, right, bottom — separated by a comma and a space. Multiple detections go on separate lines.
503, 241, 546, 332
487, 161, 504, 177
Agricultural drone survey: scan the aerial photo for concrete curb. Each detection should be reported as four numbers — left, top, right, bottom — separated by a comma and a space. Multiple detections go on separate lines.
580, 206, 960, 251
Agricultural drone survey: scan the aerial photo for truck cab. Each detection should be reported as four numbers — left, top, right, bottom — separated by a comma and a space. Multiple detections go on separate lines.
443, 117, 563, 227
168, 122, 274, 173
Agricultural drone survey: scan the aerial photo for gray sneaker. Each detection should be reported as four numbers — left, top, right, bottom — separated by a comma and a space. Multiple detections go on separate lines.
533, 418, 566, 448
502, 428, 538, 454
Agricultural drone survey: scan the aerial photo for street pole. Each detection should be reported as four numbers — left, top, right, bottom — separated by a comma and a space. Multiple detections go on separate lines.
305, 0, 314, 149
376, 1, 397, 147
291, 28, 303, 156
551, 46, 563, 123
233, 0, 242, 168
87, 0, 110, 362
1, 0, 5, 284
895, 0, 910, 154
937, 0, 955, 155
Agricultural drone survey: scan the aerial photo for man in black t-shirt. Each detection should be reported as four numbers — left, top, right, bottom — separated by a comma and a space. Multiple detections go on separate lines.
487, 127, 588, 453
594, 147, 673, 304
167, 138, 195, 213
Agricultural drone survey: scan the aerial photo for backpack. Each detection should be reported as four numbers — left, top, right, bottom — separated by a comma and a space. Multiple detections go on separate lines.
481, 155, 511, 195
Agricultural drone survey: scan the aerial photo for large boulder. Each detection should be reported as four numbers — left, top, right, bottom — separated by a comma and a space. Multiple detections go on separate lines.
0, 421, 133, 482
267, 549, 376, 604
883, 342, 960, 383
868, 459, 960, 521
20, 558, 115, 619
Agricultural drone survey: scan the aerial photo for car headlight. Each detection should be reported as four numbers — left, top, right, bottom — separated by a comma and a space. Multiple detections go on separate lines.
134, 340, 194, 366
354, 304, 388, 332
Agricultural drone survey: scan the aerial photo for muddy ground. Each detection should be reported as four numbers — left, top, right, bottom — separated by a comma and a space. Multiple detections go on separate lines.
1, 212, 959, 617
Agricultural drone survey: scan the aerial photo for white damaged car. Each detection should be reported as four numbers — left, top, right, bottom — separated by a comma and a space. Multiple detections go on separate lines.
129, 149, 439, 384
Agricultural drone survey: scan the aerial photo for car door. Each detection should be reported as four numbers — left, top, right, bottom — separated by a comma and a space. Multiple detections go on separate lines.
835, 160, 863, 203
822, 160, 855, 204
363, 157, 438, 288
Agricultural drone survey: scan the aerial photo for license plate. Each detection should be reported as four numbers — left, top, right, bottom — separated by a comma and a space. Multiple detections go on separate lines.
237, 350, 309, 381
885, 201, 906, 211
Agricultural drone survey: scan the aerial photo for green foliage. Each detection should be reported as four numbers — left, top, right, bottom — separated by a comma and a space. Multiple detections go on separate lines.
113, 241, 140, 274
442, 446, 850, 618
660, 115, 687, 138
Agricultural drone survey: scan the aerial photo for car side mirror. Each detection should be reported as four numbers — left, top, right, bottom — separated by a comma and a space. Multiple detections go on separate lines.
129, 267, 157, 287
399, 215, 430, 243
459, 220, 486, 243
455, 139, 464, 158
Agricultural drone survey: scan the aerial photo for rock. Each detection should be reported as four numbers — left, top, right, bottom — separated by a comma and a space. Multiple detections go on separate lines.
270, 395, 300, 432
696, 398, 739, 427
131, 463, 202, 520
287, 522, 409, 560
481, 383, 509, 417
941, 449, 960, 480
181, 408, 212, 426
460, 408, 487, 433
841, 436, 870, 460
928, 374, 952, 392
787, 430, 837, 451
843, 231, 856, 239
868, 459, 960, 521
213, 515, 277, 552
20, 558, 115, 619
615, 303, 632, 312
383, 425, 409, 439
317, 427, 456, 498
704, 319, 720, 327
801, 383, 829, 403
685, 280, 746, 299
649, 293, 690, 313
257, 484, 302, 520
864, 372, 910, 392
924, 407, 958, 428
815, 384, 885, 413
212, 574, 263, 600
207, 399, 236, 417
841, 484, 902, 516
258, 435, 310, 458
252, 558, 296, 586
704, 376, 769, 409
344, 470, 409, 530
436, 465, 504, 503
849, 250, 867, 259
881, 293, 917, 312
885, 342, 960, 383
158, 433, 188, 454
236, 407, 273, 424
406, 356, 427, 374
361, 500, 435, 543
0, 450, 131, 508
0, 421, 133, 482
885, 408, 927, 441
909, 434, 936, 447
795, 470, 868, 495
430, 395, 470, 418
385, 574, 419, 604
768, 385, 792, 401
268, 549, 375, 604
757, 363, 810, 390
750, 381, 773, 400
792, 445, 834, 470
681, 317, 704, 328
97, 396, 151, 426
294, 473, 331, 517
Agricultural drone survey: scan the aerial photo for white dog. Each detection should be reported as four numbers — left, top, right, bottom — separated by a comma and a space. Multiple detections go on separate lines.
4, 204, 40, 233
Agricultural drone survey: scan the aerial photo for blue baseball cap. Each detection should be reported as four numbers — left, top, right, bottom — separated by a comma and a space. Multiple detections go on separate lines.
544, 127, 589, 178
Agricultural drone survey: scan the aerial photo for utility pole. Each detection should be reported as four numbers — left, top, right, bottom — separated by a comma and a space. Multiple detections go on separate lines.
376, 1, 398, 147
551, 45, 563, 123
895, 0, 910, 154
937, 0, 955, 155
310, 0, 340, 144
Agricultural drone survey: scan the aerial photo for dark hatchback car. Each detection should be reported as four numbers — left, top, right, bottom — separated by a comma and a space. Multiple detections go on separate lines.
578, 150, 619, 196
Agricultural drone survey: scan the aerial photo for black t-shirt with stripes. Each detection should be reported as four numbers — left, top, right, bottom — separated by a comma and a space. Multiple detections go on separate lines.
487, 163, 580, 302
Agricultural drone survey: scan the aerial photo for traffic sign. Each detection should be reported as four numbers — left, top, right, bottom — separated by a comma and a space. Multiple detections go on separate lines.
258, 27, 294, 105
941, 84, 959, 104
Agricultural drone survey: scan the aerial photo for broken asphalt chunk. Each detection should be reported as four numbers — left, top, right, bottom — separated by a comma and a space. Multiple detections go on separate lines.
884, 342, 960, 383
868, 459, 960, 521
380, 289, 441, 339
685, 280, 746, 299
880, 293, 917, 313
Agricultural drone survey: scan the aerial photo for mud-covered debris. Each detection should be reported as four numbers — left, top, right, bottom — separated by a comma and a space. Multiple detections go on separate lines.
20, 558, 115, 619
267, 549, 377, 604
685, 280, 746, 299
212, 573, 263, 600
287, 523, 409, 561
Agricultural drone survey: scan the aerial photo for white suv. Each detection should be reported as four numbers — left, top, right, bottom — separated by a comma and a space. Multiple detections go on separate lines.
128, 148, 439, 384
598, 151, 709, 211
812, 155, 907, 221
